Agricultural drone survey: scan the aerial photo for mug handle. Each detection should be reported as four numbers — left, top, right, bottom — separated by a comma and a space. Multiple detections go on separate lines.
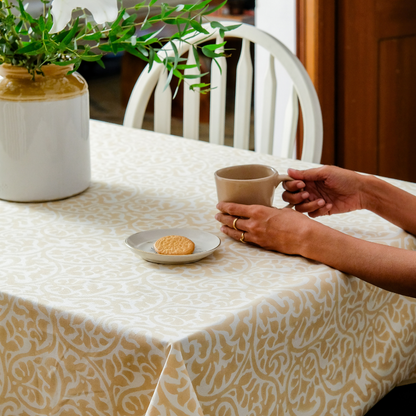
276, 174, 295, 209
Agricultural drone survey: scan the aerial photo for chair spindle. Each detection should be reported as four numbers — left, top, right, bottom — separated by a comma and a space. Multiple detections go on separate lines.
234, 38, 253, 150
183, 47, 201, 140
259, 54, 277, 154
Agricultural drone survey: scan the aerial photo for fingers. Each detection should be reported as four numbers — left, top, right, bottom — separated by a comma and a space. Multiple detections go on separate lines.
304, 203, 333, 218
215, 212, 248, 231
220, 224, 249, 243
216, 202, 253, 218
282, 179, 305, 192
282, 190, 310, 205
215, 213, 250, 243
292, 198, 327, 213
288, 166, 329, 182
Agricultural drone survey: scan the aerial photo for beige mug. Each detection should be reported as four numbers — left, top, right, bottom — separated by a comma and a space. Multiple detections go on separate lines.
214, 164, 294, 207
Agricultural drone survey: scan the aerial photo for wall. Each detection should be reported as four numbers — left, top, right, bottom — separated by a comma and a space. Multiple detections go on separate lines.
254, 0, 296, 157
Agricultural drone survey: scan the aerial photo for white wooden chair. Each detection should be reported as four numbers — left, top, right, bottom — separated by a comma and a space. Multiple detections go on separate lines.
123, 22, 323, 163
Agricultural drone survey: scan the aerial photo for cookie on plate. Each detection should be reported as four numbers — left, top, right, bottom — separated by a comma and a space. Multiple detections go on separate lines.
154, 235, 195, 255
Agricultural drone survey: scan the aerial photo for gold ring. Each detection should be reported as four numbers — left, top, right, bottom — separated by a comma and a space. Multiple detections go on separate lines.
240, 231, 246, 243
233, 217, 240, 231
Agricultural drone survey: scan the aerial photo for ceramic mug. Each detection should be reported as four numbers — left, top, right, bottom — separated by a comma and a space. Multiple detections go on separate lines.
214, 164, 294, 206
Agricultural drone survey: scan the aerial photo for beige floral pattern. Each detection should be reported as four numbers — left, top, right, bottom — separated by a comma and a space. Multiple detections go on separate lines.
0, 120, 415, 415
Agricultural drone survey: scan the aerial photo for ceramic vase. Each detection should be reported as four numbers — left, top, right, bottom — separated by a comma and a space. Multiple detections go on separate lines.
0, 64, 90, 202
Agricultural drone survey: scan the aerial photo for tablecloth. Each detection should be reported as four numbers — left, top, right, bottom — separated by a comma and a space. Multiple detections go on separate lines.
1, 120, 415, 415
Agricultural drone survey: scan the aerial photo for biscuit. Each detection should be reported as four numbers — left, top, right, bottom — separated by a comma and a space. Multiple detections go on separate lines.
154, 235, 195, 255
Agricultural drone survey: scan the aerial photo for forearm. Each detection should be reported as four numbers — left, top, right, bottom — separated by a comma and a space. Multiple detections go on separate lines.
302, 221, 416, 298
362, 175, 416, 236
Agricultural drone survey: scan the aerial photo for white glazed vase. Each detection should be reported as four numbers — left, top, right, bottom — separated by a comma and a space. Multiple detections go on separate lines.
0, 64, 90, 202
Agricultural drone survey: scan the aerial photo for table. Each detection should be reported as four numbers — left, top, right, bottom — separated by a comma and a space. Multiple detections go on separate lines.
1, 120, 416, 415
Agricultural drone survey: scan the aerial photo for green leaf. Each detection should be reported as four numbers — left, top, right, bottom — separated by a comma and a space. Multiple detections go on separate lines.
148, 13, 163, 22
98, 44, 113, 52
15, 41, 43, 54
148, 46, 155, 70
202, 48, 222, 59
164, 68, 174, 91
82, 32, 102, 41
46, 12, 54, 32
170, 40, 180, 69
125, 44, 149, 62
190, 82, 210, 90
192, 45, 201, 70
62, 17, 79, 47
183, 72, 208, 79
149, 0, 158, 6
202, 0, 227, 15
210, 22, 241, 32
189, 19, 209, 34
137, 44, 149, 57
203, 42, 226, 51
170, 27, 194, 40
141, 21, 152, 31
111, 8, 126, 29
212, 57, 223, 74
17, 0, 36, 24
53, 59, 79, 66
163, 17, 188, 25
189, 0, 211, 11
172, 68, 184, 80
38, 16, 45, 32
176, 63, 199, 70
122, 13, 137, 27
15, 20, 23, 33
53, 29, 71, 43
80, 54, 103, 62
172, 79, 181, 99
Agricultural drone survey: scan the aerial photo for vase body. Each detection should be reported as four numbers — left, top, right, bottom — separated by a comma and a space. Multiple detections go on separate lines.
0, 64, 90, 202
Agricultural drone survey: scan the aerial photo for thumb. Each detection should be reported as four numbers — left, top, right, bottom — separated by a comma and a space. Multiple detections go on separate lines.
288, 167, 328, 182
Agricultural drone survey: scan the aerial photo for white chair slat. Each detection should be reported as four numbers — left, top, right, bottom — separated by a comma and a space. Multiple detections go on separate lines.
209, 36, 227, 146
183, 48, 201, 140
154, 69, 172, 134
258, 54, 277, 154
125, 22, 323, 163
234, 38, 253, 150
281, 87, 299, 159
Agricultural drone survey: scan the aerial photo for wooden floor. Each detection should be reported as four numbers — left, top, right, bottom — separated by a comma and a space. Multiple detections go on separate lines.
81, 59, 416, 416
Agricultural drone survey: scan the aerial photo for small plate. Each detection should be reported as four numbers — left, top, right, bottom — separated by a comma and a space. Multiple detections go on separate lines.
125, 228, 221, 264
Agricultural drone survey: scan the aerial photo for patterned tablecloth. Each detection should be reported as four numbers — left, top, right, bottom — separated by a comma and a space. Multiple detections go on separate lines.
1, 120, 416, 416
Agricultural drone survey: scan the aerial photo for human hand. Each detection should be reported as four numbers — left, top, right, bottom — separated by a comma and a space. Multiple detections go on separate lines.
282, 165, 365, 218
215, 202, 314, 255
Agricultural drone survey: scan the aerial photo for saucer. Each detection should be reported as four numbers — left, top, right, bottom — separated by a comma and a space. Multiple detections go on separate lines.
125, 228, 221, 264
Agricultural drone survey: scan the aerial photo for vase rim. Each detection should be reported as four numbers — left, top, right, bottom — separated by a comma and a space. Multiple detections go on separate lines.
0, 63, 87, 102
0, 63, 75, 79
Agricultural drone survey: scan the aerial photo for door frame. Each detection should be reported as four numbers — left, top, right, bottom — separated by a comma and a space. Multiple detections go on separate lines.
296, 0, 336, 165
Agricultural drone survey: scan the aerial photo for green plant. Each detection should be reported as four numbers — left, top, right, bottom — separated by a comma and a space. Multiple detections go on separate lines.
0, 0, 238, 91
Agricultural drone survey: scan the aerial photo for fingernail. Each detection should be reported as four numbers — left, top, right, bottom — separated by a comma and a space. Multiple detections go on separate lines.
301, 192, 309, 199
297, 181, 305, 189
317, 199, 325, 207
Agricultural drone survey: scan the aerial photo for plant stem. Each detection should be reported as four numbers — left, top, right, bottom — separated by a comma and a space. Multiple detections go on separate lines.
3, 0, 12, 16
2, 0, 24, 49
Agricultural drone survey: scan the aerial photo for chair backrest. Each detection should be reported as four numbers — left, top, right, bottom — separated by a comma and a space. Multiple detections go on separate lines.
123, 22, 323, 163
